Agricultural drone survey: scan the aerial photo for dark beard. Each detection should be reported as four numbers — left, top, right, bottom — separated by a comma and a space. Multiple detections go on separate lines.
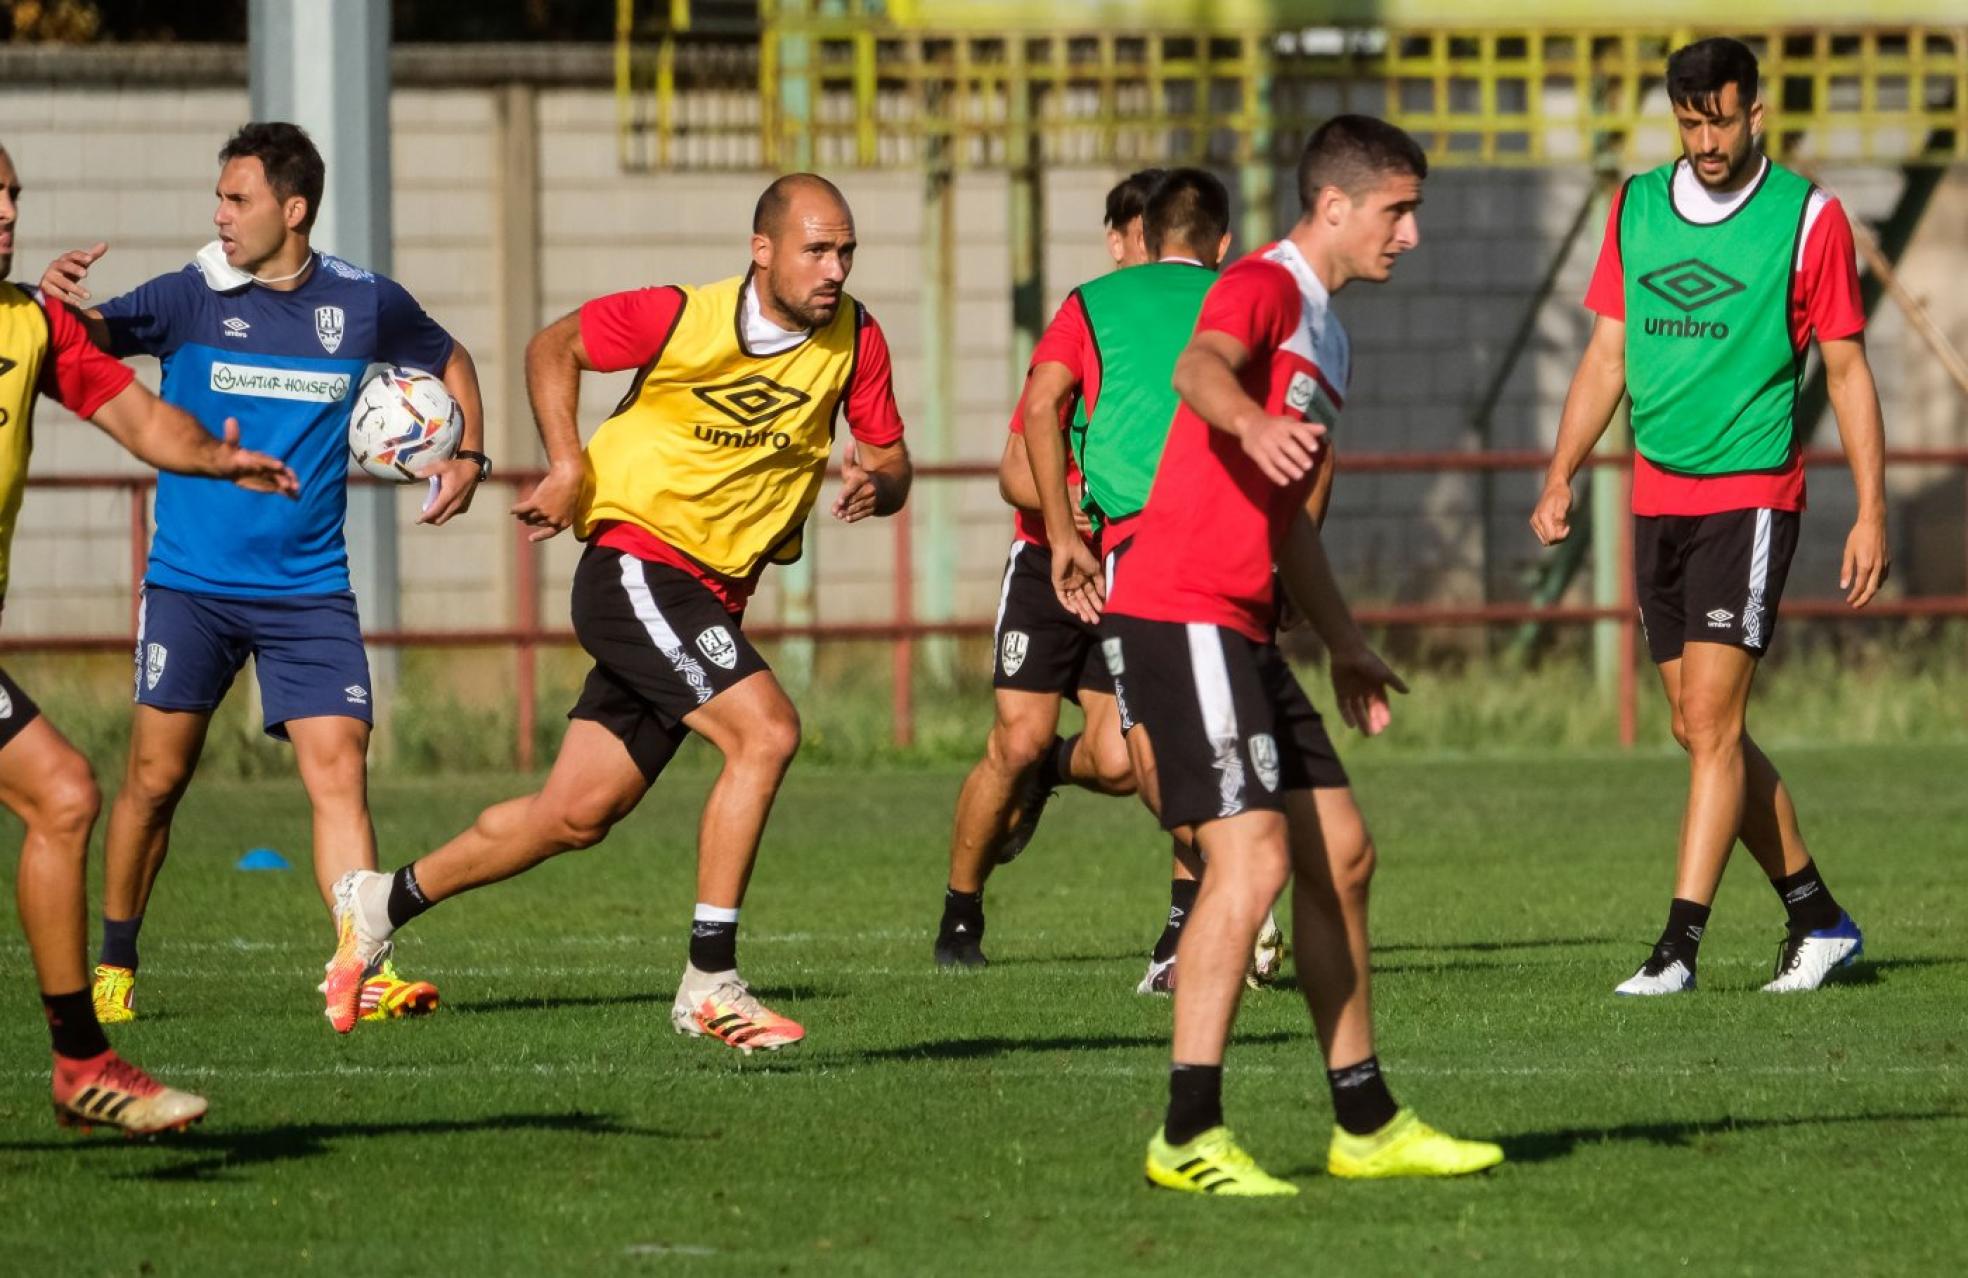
767, 282, 839, 331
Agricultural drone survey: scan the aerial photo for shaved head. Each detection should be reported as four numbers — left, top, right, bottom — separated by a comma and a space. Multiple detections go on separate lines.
752, 172, 850, 237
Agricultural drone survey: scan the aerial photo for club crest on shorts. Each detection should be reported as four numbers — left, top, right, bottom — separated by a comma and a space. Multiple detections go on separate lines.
144, 642, 168, 691
696, 625, 738, 670
1101, 636, 1124, 677
1248, 733, 1281, 793
1000, 630, 1029, 677
314, 305, 345, 354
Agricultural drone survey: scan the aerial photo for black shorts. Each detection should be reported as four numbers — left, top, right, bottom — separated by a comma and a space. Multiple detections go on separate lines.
992, 540, 1109, 699
1635, 508, 1800, 665
568, 544, 771, 781
1100, 615, 1347, 832
0, 665, 44, 753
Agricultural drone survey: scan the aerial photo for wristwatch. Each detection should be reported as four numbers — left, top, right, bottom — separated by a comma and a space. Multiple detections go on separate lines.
455, 449, 493, 482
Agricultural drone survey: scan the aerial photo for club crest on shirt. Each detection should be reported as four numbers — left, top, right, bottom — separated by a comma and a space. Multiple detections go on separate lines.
696, 625, 738, 670
1248, 733, 1281, 793
144, 643, 168, 691
315, 306, 345, 354
1000, 630, 1029, 677
1284, 370, 1318, 417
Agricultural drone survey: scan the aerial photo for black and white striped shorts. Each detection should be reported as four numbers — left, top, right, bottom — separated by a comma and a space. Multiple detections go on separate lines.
1633, 508, 1800, 665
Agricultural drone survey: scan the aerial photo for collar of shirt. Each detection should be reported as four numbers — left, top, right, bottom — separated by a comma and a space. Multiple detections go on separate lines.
1265, 237, 1333, 306
1158, 255, 1205, 267
1669, 155, 1770, 225
742, 279, 811, 355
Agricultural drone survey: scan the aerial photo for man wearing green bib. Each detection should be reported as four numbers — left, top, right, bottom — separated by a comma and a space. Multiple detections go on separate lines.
1532, 37, 1887, 995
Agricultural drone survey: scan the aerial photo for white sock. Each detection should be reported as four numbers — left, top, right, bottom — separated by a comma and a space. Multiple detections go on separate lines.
352, 869, 397, 940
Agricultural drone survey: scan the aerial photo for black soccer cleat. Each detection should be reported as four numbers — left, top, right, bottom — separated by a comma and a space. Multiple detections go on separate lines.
934, 918, 989, 968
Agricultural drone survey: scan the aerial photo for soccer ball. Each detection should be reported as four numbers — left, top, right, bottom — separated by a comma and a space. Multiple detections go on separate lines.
348, 366, 463, 482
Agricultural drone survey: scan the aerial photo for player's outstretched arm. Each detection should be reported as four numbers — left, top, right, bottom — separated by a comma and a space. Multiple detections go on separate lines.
832, 438, 911, 522
1172, 330, 1326, 486
512, 310, 592, 542
1821, 335, 1889, 607
1531, 314, 1627, 546
1278, 510, 1406, 736
418, 339, 488, 526
37, 242, 113, 350
89, 384, 297, 495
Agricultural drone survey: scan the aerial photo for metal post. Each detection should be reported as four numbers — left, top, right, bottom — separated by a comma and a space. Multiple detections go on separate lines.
892, 502, 916, 749
775, 5, 818, 688
915, 158, 959, 684
1008, 45, 1045, 383
513, 510, 539, 772
1591, 407, 1630, 699
127, 480, 147, 639
249, 0, 399, 705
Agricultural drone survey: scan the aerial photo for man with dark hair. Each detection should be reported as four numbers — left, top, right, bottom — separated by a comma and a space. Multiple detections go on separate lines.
39, 121, 489, 1026
1, 141, 296, 1131
320, 174, 912, 1049
1533, 36, 1882, 995
1103, 168, 1164, 266
1102, 116, 1501, 1193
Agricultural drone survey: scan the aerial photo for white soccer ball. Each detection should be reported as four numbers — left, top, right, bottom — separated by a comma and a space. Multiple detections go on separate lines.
348, 366, 463, 482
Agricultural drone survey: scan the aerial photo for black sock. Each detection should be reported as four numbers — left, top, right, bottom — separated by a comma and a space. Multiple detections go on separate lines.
43, 989, 110, 1062
941, 887, 984, 936
99, 914, 143, 971
1152, 879, 1201, 963
1328, 1056, 1400, 1136
386, 864, 435, 929
1164, 1063, 1224, 1145
1658, 897, 1712, 965
690, 909, 739, 973
1035, 735, 1076, 791
1771, 861, 1842, 933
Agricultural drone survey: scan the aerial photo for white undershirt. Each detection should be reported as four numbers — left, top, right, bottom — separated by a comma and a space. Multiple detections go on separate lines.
1669, 156, 1829, 270
742, 279, 811, 355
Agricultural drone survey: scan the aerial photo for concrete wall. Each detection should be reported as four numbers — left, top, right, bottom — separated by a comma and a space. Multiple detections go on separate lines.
3, 77, 1963, 644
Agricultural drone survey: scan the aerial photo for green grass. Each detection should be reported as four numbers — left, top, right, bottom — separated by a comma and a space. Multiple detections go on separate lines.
0, 744, 1964, 1275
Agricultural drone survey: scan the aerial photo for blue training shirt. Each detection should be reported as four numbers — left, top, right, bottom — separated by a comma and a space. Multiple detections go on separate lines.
97, 251, 453, 597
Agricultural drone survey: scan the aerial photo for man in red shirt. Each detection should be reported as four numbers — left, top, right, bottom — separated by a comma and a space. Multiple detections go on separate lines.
0, 141, 295, 1132
1102, 117, 1503, 1194
1532, 38, 1885, 995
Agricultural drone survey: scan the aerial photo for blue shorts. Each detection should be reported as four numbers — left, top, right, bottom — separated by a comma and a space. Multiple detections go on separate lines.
134, 586, 373, 739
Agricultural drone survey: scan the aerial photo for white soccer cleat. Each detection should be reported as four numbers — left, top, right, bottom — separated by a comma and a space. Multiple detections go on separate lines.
671, 964, 805, 1053
1762, 913, 1864, 993
1614, 948, 1695, 996
1136, 955, 1176, 995
1246, 912, 1285, 989
323, 869, 397, 1034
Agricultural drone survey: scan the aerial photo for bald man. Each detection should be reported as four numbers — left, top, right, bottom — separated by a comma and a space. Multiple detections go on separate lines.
319, 174, 913, 1051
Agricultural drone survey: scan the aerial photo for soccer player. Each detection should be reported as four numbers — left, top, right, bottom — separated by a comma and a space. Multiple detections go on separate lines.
316, 174, 911, 1049
1101, 116, 1504, 1194
1531, 37, 1882, 995
933, 170, 1165, 972
38, 122, 486, 1025
1, 140, 296, 1131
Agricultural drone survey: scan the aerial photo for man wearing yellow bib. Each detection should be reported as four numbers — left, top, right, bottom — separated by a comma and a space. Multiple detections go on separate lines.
320, 174, 912, 1050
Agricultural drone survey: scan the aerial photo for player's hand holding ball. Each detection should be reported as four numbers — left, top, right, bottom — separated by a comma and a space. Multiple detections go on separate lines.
1329, 640, 1408, 737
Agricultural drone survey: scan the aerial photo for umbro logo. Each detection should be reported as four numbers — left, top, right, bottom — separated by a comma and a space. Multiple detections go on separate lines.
1639, 260, 1745, 314
223, 317, 251, 338
344, 684, 369, 704
1706, 608, 1734, 627
0, 354, 16, 379
692, 374, 810, 430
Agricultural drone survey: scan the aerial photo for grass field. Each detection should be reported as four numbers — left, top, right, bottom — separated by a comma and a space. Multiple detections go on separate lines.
1, 742, 1964, 1275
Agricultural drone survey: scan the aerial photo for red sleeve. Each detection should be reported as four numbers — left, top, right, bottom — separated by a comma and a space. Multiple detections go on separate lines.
1196, 258, 1299, 354
1800, 197, 1865, 342
37, 293, 136, 418
1583, 184, 1626, 319
1011, 294, 1090, 435
844, 306, 905, 447
578, 286, 687, 374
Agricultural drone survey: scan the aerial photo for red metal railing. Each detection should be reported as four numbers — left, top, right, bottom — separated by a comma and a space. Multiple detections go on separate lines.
11, 449, 1966, 762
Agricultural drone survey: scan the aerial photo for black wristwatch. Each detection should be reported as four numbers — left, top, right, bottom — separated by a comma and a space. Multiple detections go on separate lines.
455, 449, 493, 482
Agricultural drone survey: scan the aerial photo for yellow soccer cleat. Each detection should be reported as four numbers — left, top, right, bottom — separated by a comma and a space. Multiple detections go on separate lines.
1327, 1108, 1504, 1179
1145, 1126, 1299, 1197
359, 959, 440, 1021
92, 964, 137, 1024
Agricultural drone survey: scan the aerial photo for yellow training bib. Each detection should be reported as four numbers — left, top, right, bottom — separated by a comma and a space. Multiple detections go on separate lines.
0, 284, 53, 603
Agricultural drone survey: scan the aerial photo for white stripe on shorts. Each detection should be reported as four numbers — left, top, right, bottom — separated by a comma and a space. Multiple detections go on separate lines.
1744, 508, 1773, 648
616, 552, 714, 705
1185, 623, 1247, 817
994, 540, 1022, 639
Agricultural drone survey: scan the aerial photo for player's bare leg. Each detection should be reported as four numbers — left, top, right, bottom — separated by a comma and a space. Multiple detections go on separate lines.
936, 689, 1062, 966
286, 715, 379, 908
1072, 690, 1136, 796
1171, 809, 1289, 1066
1658, 657, 1808, 880
1284, 787, 1376, 1069
678, 671, 802, 910
3, 717, 205, 1133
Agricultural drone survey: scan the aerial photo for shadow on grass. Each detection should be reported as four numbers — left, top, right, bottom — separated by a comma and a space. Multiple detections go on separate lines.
444, 982, 841, 1017
861, 1029, 1296, 1062
0, 1111, 672, 1182
1498, 1108, 1967, 1165
1375, 937, 1616, 955
1832, 956, 1968, 987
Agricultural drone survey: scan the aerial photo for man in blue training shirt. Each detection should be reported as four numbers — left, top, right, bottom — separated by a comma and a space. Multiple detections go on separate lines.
41, 122, 490, 1026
